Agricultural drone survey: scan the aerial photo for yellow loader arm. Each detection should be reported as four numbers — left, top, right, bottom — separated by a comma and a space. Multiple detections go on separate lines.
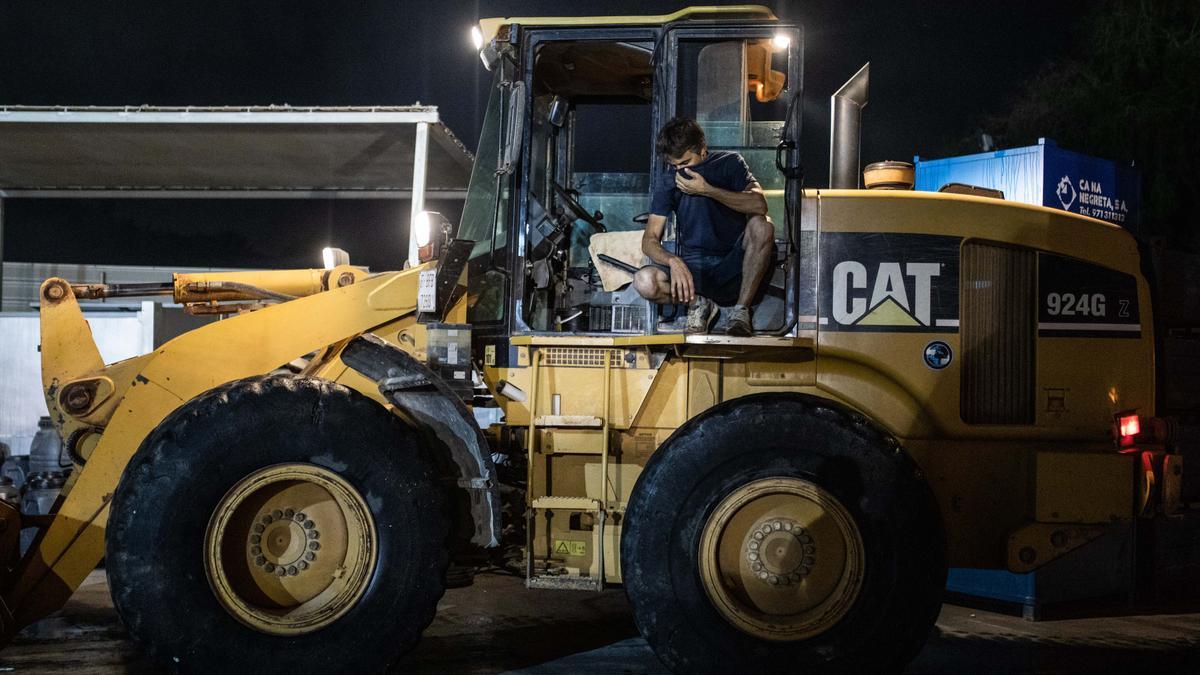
0, 265, 428, 641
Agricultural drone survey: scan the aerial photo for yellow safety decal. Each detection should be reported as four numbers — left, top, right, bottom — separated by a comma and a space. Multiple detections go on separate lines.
553, 540, 587, 557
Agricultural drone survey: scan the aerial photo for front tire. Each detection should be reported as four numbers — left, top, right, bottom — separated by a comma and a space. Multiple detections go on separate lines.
107, 375, 449, 672
622, 393, 945, 674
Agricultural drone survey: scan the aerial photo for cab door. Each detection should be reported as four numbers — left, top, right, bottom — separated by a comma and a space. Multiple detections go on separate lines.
661, 23, 806, 333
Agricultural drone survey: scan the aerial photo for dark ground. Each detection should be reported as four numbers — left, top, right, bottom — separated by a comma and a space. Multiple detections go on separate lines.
1, 570, 1198, 673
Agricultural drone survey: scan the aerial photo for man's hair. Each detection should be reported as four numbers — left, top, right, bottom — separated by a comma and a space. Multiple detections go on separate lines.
656, 117, 706, 159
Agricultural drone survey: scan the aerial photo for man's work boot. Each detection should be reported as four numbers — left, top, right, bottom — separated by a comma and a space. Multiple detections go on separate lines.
726, 304, 753, 336
685, 296, 719, 334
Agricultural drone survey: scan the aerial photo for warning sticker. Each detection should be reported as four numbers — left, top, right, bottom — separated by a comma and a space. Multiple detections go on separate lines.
553, 540, 587, 557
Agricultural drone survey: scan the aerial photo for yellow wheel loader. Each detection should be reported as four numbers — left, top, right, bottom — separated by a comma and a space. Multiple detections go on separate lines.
1, 6, 1189, 673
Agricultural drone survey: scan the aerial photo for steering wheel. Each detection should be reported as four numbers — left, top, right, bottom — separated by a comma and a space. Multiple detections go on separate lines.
552, 182, 606, 232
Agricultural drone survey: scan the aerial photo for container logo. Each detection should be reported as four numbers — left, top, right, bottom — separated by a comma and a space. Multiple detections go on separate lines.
1055, 175, 1077, 210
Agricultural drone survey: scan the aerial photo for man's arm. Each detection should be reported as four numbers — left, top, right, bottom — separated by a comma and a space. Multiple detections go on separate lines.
676, 171, 768, 216
642, 214, 695, 303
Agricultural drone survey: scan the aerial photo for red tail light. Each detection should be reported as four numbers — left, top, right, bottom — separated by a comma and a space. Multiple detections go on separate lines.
1119, 414, 1141, 438
1116, 412, 1140, 449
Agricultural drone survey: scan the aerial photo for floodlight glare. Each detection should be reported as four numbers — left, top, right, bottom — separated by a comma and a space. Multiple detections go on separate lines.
413, 210, 433, 248
321, 247, 349, 270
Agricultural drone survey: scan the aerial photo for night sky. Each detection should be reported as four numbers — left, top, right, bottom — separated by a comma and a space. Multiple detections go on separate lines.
0, 1, 1096, 272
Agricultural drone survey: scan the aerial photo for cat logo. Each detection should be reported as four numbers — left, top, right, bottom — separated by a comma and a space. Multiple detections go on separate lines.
818, 232, 960, 333
831, 261, 944, 327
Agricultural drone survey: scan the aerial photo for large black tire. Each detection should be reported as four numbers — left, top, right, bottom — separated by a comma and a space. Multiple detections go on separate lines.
623, 393, 946, 674
107, 375, 449, 672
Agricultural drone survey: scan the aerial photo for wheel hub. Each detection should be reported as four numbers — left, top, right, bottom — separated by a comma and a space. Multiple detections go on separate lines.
205, 464, 377, 636
698, 477, 864, 641
746, 518, 816, 585
250, 509, 320, 575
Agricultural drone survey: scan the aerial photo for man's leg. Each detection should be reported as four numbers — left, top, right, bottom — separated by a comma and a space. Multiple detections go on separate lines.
632, 265, 673, 304
633, 264, 718, 333
736, 215, 775, 307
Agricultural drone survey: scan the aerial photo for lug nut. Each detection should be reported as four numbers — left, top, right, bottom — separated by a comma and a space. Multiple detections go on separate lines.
305, 552, 316, 562
249, 534, 261, 545
287, 566, 298, 576
307, 529, 319, 540
271, 509, 283, 520
250, 546, 262, 556
255, 555, 267, 566
274, 566, 286, 577
308, 541, 320, 551
264, 562, 276, 573
253, 523, 265, 534
261, 515, 273, 525
284, 508, 295, 518
303, 520, 315, 530
295, 513, 307, 523
298, 561, 309, 571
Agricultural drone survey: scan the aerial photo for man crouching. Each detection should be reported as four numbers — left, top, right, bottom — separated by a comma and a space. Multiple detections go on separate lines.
633, 117, 774, 335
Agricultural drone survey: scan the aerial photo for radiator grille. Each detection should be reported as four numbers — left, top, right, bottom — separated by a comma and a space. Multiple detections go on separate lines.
540, 347, 628, 368
961, 242, 1036, 424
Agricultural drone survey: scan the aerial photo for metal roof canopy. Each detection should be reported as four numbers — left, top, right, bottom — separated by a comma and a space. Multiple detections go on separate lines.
0, 105, 477, 284
0, 105, 473, 199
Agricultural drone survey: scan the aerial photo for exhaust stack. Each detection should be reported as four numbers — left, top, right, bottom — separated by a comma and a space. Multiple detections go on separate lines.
829, 62, 870, 189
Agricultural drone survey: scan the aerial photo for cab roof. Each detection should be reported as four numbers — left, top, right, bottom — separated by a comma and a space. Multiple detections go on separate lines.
477, 5, 777, 44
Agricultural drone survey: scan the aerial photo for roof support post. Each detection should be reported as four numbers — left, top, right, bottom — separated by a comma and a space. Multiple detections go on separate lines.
408, 121, 431, 267
0, 198, 5, 311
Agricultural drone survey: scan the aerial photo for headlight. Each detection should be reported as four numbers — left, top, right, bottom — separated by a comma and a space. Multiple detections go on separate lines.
471, 26, 484, 51
413, 210, 433, 248
772, 33, 791, 51
414, 211, 451, 263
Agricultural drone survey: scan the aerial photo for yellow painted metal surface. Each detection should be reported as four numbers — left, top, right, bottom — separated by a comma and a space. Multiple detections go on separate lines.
1034, 452, 1135, 523
7, 265, 431, 632
813, 191, 1154, 442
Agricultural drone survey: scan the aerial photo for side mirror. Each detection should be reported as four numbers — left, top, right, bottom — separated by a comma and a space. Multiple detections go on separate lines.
499, 81, 526, 175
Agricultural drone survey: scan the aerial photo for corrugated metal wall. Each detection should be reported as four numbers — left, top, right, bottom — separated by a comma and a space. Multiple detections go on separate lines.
914, 145, 1045, 206
961, 242, 1036, 425
0, 308, 151, 457
1, 261, 242, 312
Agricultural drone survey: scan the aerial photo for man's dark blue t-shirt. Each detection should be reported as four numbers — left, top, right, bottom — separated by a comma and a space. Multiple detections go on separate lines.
649, 150, 757, 256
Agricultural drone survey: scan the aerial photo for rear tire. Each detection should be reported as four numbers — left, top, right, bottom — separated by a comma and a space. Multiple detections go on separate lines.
622, 393, 945, 674
107, 375, 449, 672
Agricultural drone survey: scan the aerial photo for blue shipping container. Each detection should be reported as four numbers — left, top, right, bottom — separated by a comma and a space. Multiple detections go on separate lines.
914, 138, 1141, 232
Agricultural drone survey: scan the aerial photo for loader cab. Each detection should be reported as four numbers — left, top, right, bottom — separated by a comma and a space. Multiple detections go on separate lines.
460, 13, 804, 340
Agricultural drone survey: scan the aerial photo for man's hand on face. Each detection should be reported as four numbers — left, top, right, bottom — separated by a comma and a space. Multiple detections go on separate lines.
667, 257, 696, 303
675, 167, 710, 196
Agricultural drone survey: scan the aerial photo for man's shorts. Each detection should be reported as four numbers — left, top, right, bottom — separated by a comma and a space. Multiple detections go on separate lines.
653, 234, 746, 307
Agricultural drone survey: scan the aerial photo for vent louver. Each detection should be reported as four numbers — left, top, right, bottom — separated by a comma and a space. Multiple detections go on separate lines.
961, 242, 1036, 424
